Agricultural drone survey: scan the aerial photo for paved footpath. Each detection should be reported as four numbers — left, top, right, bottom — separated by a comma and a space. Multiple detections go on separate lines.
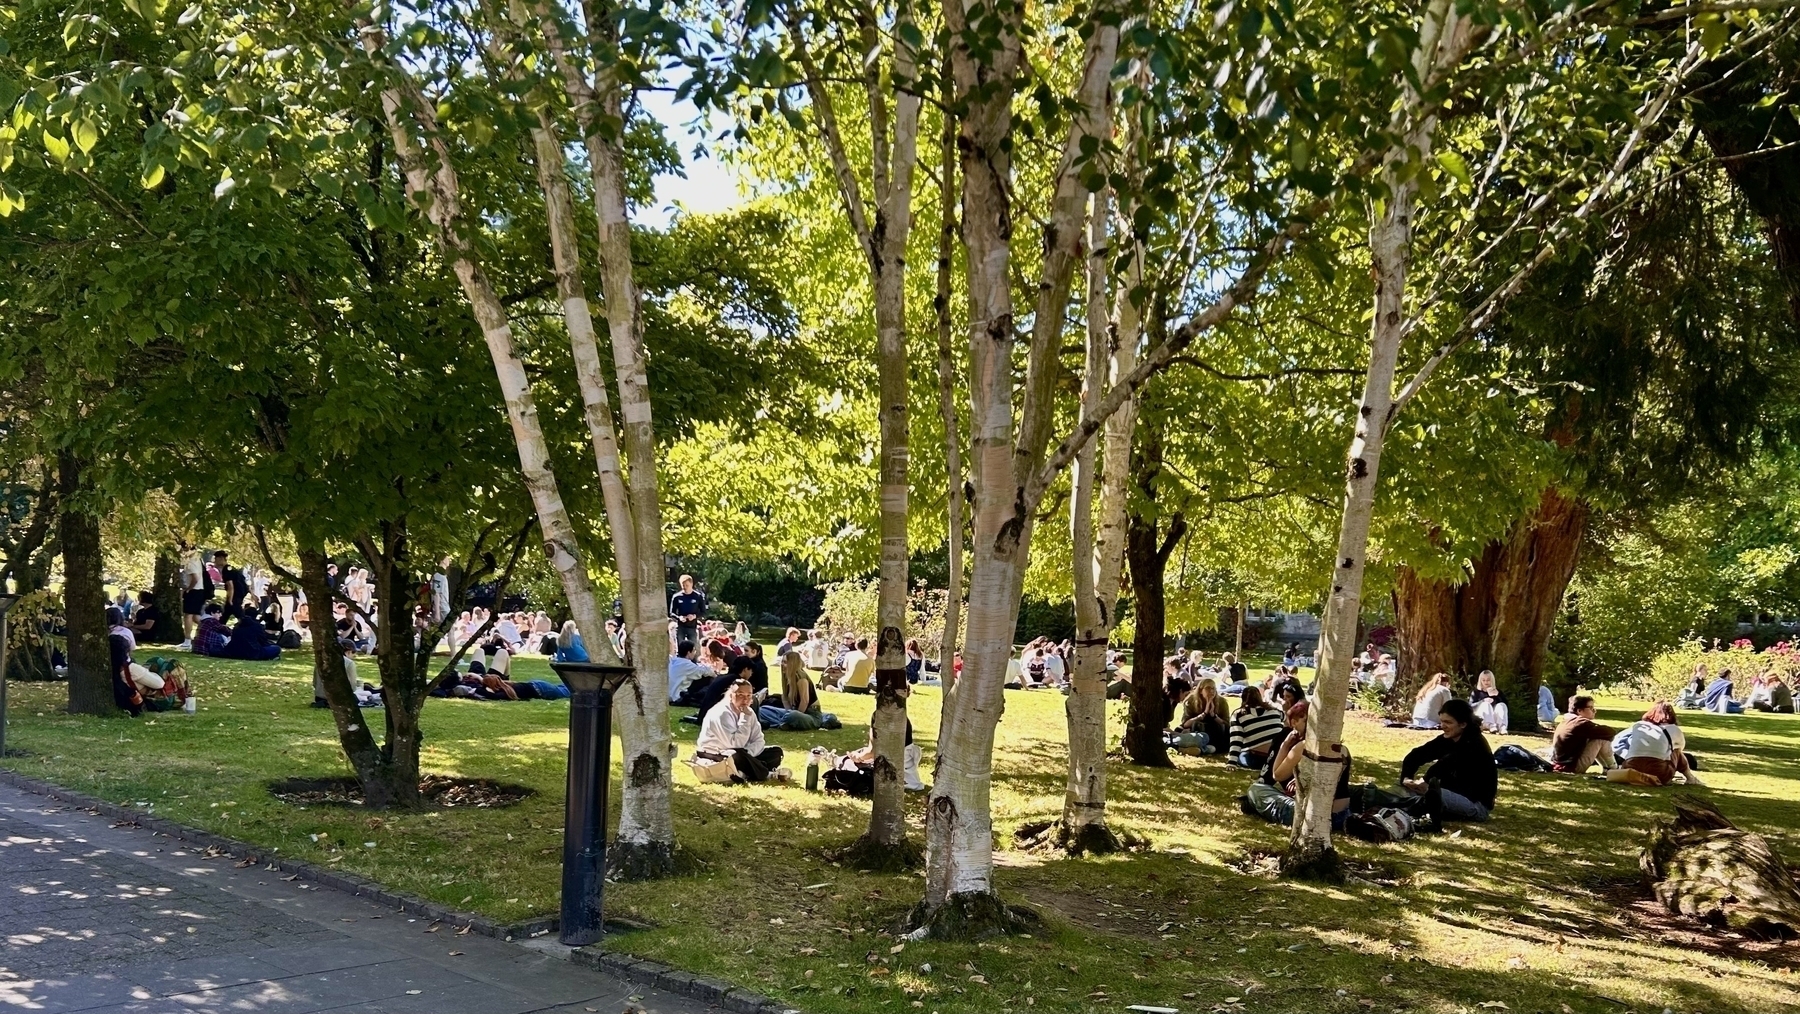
0, 783, 723, 1014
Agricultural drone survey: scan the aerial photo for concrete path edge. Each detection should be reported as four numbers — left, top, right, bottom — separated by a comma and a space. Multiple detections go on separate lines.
0, 767, 799, 1014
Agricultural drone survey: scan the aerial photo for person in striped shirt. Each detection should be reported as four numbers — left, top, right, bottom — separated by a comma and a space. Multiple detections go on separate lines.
1228, 686, 1288, 769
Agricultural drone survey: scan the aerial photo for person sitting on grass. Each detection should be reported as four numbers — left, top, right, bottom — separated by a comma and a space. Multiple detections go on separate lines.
1703, 668, 1743, 714
1410, 672, 1454, 729
1227, 686, 1288, 769
1242, 701, 1352, 830
1537, 684, 1559, 726
668, 640, 710, 705
192, 602, 231, 657
107, 606, 138, 651
1548, 695, 1616, 773
109, 632, 146, 717
696, 679, 786, 784
552, 620, 589, 663
126, 591, 169, 644
728, 641, 769, 693
1752, 672, 1794, 713
219, 605, 281, 661
1610, 702, 1700, 786
1398, 699, 1497, 825
1175, 677, 1231, 755
1470, 670, 1510, 734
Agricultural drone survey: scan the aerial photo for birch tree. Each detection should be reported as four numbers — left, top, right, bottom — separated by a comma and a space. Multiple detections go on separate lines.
780, 0, 925, 862
1286, 3, 1788, 869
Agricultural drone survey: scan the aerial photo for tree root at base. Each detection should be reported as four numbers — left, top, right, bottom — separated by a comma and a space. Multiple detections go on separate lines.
605, 840, 696, 882
904, 890, 1041, 942
1013, 818, 1147, 857
1280, 844, 1347, 883
832, 832, 924, 872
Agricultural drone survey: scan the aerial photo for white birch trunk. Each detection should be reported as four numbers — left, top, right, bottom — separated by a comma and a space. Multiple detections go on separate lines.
1061, 190, 1115, 844
1289, 0, 1473, 863
535, 2, 674, 871
525, 113, 634, 668
919, 1, 1118, 926
359, 28, 612, 684
934, 71, 964, 745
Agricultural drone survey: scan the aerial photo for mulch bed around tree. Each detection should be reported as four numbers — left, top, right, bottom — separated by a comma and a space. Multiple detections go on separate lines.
268, 775, 534, 809
1594, 877, 1800, 969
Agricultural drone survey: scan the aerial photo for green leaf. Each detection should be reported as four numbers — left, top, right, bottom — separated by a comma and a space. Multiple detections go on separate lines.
42, 130, 70, 163
1697, 14, 1728, 57
140, 163, 166, 189
73, 118, 98, 153
1436, 150, 1470, 188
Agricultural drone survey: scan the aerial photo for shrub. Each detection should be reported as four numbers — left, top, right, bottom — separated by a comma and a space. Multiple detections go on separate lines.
813, 579, 951, 658
1638, 637, 1798, 701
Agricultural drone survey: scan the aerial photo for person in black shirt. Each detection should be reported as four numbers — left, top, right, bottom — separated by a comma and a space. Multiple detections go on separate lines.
1398, 698, 1497, 824
727, 642, 769, 693
669, 574, 706, 648
215, 551, 248, 619
126, 591, 170, 644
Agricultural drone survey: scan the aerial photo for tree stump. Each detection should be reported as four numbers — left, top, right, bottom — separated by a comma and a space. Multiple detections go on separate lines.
1640, 795, 1800, 939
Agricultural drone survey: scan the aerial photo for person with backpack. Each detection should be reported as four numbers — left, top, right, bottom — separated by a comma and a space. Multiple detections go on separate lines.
1611, 702, 1699, 786
1398, 698, 1497, 824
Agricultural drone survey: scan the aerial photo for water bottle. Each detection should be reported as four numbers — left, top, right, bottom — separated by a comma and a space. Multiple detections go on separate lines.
806, 748, 822, 791
183, 696, 197, 714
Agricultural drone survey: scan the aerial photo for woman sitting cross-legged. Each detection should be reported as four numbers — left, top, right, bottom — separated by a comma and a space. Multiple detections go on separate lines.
1173, 677, 1231, 755
1470, 670, 1510, 734
1398, 698, 1498, 826
695, 678, 787, 784
1241, 700, 1352, 830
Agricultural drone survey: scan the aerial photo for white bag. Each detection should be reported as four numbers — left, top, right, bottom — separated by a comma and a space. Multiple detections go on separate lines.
689, 753, 737, 784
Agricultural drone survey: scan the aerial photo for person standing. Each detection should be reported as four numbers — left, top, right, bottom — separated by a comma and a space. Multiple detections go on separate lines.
180, 550, 207, 648
215, 551, 247, 619
431, 558, 452, 624
669, 574, 706, 649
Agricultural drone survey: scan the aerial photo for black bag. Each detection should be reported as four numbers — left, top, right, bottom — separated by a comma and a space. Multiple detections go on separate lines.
278, 629, 303, 650
1494, 743, 1551, 772
823, 768, 874, 798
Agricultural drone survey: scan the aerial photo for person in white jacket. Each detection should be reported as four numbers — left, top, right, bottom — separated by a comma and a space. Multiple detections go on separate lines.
696, 680, 786, 783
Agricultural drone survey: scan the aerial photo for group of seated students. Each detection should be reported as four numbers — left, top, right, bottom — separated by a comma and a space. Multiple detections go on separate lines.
187, 601, 283, 661
1406, 668, 1561, 734
1545, 695, 1703, 785
1675, 662, 1794, 714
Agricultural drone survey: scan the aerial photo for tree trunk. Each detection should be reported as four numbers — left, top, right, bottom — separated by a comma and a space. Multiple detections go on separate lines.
913, 0, 1117, 937
1123, 417, 1181, 768
57, 452, 111, 716
1642, 796, 1800, 939
1391, 487, 1587, 726
150, 550, 184, 644
1288, 0, 1474, 873
934, 66, 964, 737
297, 545, 409, 807
1060, 189, 1118, 851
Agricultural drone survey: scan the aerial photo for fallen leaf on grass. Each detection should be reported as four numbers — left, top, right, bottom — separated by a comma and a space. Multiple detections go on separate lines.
447, 950, 463, 956
799, 947, 819, 956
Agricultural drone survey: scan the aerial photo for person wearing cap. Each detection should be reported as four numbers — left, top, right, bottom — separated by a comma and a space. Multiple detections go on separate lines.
695, 679, 785, 784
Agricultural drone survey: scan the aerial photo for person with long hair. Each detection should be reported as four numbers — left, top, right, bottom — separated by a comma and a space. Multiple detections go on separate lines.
1470, 670, 1510, 734
1176, 677, 1231, 754
1398, 698, 1497, 824
1411, 672, 1454, 729
1613, 701, 1699, 785
1241, 700, 1353, 829
553, 620, 589, 663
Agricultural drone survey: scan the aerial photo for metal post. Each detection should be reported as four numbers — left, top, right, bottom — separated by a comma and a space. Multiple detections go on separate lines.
548, 660, 634, 947
0, 594, 18, 760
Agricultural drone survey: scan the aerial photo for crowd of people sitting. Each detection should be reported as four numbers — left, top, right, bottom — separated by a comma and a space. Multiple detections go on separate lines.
1673, 662, 1794, 714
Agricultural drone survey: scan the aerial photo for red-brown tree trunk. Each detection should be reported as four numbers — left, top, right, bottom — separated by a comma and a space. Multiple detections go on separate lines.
1391, 487, 1587, 728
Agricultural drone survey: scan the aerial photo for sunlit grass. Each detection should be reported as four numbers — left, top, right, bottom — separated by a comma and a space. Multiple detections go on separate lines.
5, 651, 1799, 1014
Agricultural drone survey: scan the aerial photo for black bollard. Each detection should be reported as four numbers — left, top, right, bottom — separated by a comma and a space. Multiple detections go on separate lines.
547, 660, 635, 947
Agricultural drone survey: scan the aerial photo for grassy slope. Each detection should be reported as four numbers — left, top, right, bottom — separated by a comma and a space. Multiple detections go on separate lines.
4, 651, 1799, 1014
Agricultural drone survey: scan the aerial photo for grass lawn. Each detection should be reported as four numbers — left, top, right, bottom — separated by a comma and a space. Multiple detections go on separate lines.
4, 650, 1800, 1014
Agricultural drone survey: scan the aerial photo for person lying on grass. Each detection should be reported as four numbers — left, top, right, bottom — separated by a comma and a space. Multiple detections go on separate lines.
1609, 702, 1702, 786
1548, 695, 1617, 774
1398, 698, 1497, 825
1241, 700, 1352, 830
695, 678, 787, 784
1227, 686, 1287, 769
